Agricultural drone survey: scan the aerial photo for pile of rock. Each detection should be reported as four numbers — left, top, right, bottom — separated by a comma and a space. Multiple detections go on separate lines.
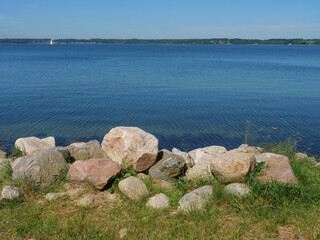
0, 126, 302, 211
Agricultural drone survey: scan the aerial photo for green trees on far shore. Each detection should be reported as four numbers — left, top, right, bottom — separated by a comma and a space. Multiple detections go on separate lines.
1, 38, 320, 45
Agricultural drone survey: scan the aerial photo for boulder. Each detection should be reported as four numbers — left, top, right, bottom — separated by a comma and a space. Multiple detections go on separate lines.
295, 152, 308, 160
101, 127, 158, 172
256, 152, 284, 163
189, 146, 227, 164
178, 185, 213, 211
1, 185, 24, 200
48, 147, 70, 161
210, 150, 256, 183
238, 144, 249, 149
146, 193, 170, 209
12, 149, 67, 187
42, 137, 55, 147
45, 192, 67, 201
257, 153, 297, 184
149, 153, 187, 181
67, 158, 121, 190
67, 140, 107, 160
118, 176, 149, 200
237, 144, 261, 155
224, 183, 250, 197
172, 148, 194, 168
185, 161, 213, 181
15, 136, 55, 155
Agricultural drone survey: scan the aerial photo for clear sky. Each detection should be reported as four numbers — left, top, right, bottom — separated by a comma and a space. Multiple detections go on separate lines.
1, 0, 320, 39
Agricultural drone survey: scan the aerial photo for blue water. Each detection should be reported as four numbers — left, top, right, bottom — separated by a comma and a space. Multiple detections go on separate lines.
0, 44, 320, 155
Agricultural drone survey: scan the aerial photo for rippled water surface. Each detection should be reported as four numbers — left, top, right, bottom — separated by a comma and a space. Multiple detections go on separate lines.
0, 44, 320, 154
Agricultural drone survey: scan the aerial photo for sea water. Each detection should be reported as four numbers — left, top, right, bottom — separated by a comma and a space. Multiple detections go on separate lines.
0, 44, 319, 155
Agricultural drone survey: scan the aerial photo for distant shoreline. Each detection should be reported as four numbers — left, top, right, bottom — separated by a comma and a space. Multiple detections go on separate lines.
1, 38, 320, 45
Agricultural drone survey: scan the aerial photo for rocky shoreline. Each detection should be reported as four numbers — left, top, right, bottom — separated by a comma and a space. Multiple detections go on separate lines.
0, 126, 316, 211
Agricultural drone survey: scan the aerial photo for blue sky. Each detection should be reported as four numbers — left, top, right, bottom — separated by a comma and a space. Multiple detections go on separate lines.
1, 0, 320, 39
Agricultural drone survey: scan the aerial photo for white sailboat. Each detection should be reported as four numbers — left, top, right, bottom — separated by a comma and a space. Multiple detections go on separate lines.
49, 39, 54, 46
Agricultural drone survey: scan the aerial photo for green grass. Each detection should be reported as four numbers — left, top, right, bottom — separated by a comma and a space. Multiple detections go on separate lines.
0, 141, 320, 239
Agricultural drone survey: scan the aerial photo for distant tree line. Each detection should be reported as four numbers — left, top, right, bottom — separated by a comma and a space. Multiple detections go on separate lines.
0, 38, 320, 45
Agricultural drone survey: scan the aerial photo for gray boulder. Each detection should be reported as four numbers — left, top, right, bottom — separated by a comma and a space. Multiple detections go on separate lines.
67, 140, 107, 161
149, 153, 187, 181
172, 148, 194, 168
118, 176, 149, 200
12, 149, 67, 187
178, 185, 213, 211
295, 152, 308, 160
1, 185, 24, 200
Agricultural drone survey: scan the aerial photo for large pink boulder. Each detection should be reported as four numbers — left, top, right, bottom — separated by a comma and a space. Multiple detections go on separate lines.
101, 127, 159, 172
67, 158, 121, 190
257, 153, 297, 184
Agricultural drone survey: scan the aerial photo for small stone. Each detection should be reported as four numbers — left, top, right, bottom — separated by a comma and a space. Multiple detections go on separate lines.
105, 193, 118, 202
76, 194, 95, 206
146, 193, 170, 209
119, 228, 128, 239
137, 173, 149, 180
224, 183, 250, 197
295, 152, 308, 160
238, 144, 249, 149
118, 176, 149, 200
1, 185, 24, 200
257, 147, 264, 153
66, 188, 84, 198
0, 150, 8, 158
45, 192, 67, 201
237, 145, 261, 155
152, 179, 174, 190
178, 185, 213, 211
63, 183, 73, 191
